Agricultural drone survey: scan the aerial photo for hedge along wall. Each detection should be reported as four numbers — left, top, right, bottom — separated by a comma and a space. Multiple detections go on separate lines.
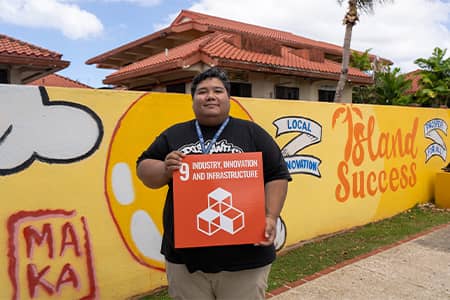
1, 84, 449, 299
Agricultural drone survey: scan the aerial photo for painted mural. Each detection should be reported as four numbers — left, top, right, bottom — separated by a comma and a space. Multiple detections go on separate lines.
1, 84, 449, 299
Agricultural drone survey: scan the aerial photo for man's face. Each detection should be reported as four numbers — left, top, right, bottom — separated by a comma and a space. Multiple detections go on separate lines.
192, 77, 230, 126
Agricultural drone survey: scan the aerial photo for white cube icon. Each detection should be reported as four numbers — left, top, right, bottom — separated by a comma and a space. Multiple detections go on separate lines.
208, 187, 232, 213
219, 206, 244, 234
197, 187, 245, 236
197, 208, 220, 236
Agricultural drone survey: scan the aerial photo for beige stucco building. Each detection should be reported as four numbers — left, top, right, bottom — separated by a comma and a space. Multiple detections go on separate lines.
87, 10, 385, 102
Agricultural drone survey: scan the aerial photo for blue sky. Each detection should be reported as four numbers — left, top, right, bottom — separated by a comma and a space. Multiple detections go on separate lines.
1, 0, 449, 88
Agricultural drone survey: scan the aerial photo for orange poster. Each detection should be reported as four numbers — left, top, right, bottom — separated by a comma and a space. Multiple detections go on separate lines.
173, 152, 265, 248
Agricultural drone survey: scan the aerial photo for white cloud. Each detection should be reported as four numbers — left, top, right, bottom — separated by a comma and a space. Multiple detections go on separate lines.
153, 12, 179, 31
0, 0, 103, 39
103, 0, 161, 6
188, 0, 450, 73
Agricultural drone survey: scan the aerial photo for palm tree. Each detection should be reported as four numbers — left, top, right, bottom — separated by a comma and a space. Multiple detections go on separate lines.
350, 48, 373, 104
350, 48, 372, 71
373, 67, 412, 105
334, 0, 392, 102
353, 67, 413, 105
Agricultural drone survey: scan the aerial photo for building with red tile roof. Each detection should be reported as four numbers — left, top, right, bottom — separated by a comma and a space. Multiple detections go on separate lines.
87, 10, 390, 102
404, 69, 422, 95
27, 73, 92, 89
0, 34, 70, 84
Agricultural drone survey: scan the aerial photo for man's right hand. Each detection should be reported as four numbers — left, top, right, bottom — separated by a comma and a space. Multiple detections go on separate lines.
137, 151, 185, 189
164, 151, 186, 177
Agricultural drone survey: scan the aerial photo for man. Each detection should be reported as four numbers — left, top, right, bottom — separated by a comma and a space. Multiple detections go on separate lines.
137, 67, 291, 299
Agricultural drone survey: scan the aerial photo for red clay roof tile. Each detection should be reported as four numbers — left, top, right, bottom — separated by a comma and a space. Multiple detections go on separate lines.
105, 34, 214, 81
106, 32, 368, 83
89, 9, 382, 69
405, 69, 422, 94
172, 10, 343, 54
97, 10, 380, 85
0, 34, 62, 59
28, 73, 92, 89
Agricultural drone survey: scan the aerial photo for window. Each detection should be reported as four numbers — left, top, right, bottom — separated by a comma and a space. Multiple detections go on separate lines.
318, 90, 335, 102
275, 86, 299, 100
230, 82, 251, 97
166, 83, 186, 93
0, 69, 8, 83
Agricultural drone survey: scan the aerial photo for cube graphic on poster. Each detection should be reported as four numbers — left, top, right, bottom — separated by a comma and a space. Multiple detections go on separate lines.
173, 152, 265, 248
197, 187, 245, 236
197, 207, 221, 236
208, 187, 232, 213
220, 205, 244, 234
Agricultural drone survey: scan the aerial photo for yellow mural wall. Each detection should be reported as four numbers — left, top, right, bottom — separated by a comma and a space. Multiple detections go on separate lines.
1, 84, 449, 299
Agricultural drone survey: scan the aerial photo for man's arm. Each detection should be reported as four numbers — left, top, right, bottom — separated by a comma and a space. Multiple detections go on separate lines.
259, 178, 289, 246
137, 151, 185, 189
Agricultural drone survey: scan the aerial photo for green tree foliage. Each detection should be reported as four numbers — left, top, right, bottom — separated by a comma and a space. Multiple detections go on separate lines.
335, 0, 393, 102
353, 47, 449, 107
350, 48, 411, 105
353, 67, 412, 105
350, 48, 372, 71
373, 67, 412, 105
350, 48, 375, 104
414, 47, 450, 107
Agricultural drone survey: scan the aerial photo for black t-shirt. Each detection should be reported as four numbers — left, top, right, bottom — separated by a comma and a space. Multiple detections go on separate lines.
137, 117, 291, 273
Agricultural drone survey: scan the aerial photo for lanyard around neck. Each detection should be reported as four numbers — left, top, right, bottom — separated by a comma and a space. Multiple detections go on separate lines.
195, 117, 230, 154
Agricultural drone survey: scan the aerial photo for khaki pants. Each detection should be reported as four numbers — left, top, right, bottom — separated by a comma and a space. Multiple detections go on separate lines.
165, 261, 271, 300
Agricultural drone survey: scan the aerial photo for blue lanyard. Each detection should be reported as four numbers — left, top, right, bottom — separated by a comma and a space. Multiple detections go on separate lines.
195, 117, 230, 154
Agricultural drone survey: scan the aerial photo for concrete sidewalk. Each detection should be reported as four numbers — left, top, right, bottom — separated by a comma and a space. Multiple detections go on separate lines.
267, 223, 450, 300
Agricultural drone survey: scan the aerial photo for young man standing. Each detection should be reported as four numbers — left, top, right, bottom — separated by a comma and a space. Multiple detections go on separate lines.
137, 67, 291, 299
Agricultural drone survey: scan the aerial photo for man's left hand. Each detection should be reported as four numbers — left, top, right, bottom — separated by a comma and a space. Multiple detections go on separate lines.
256, 216, 277, 246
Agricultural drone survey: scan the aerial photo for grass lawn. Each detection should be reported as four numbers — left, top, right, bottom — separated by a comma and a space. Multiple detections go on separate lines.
139, 204, 450, 300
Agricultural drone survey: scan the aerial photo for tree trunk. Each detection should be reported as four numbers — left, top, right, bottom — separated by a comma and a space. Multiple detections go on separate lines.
335, 22, 354, 102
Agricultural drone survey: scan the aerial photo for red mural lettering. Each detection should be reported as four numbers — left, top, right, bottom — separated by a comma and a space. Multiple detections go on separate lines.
399, 165, 409, 189
351, 123, 366, 166
352, 170, 366, 198
332, 106, 419, 202
27, 264, 54, 298
56, 263, 79, 292
7, 210, 97, 300
366, 171, 377, 196
378, 171, 388, 193
24, 224, 54, 259
389, 168, 400, 192
336, 161, 350, 202
343, 113, 419, 166
336, 161, 417, 202
60, 222, 81, 257
409, 163, 417, 186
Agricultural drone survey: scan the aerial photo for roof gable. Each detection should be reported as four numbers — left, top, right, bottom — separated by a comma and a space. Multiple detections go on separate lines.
87, 9, 391, 72
0, 34, 70, 83
104, 32, 371, 85
0, 34, 62, 59
87, 10, 350, 69
171, 10, 346, 55
104, 34, 214, 83
27, 73, 92, 89
87, 9, 391, 88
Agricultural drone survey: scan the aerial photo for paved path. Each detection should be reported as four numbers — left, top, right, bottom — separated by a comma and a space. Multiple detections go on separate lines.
267, 223, 450, 300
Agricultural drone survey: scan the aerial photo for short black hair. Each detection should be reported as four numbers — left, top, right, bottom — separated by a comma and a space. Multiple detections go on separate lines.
190, 67, 231, 98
